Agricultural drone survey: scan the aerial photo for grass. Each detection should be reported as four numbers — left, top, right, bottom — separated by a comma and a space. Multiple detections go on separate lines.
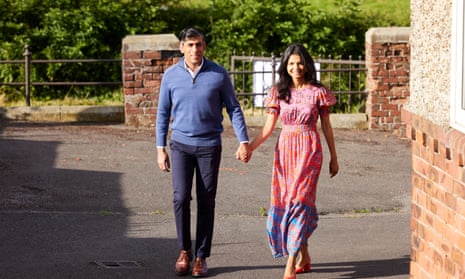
0, 89, 123, 107
359, 0, 410, 26
98, 209, 115, 216
311, 0, 410, 26
181, 0, 410, 26
351, 206, 402, 214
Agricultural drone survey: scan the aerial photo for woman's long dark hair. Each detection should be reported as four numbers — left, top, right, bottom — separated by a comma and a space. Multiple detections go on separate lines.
276, 43, 321, 102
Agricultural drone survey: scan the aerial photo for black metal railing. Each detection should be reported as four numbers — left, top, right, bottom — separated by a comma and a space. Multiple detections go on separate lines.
229, 52, 367, 113
1, 46, 367, 113
0, 45, 121, 106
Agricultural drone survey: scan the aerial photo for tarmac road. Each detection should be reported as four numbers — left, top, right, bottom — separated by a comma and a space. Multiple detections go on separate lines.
0, 120, 412, 279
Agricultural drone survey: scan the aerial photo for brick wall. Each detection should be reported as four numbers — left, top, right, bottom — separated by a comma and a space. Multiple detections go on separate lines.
365, 28, 410, 134
122, 35, 180, 127
402, 110, 465, 278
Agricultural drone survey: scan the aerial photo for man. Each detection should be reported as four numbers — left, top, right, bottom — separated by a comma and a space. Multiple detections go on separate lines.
156, 26, 250, 277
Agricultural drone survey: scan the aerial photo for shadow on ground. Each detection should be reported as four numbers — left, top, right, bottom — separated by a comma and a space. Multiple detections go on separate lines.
311, 256, 410, 278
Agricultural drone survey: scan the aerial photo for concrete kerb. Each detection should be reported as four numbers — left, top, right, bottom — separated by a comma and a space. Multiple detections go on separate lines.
1, 105, 124, 123
0, 105, 368, 129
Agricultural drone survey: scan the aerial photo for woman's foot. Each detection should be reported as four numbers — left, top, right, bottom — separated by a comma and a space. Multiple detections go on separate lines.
295, 262, 311, 274
283, 257, 296, 279
296, 245, 311, 273
283, 270, 296, 279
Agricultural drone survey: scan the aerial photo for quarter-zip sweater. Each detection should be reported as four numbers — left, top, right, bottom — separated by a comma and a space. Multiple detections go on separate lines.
156, 57, 249, 147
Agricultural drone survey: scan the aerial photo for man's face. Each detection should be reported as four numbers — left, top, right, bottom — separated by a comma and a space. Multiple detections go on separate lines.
180, 36, 206, 70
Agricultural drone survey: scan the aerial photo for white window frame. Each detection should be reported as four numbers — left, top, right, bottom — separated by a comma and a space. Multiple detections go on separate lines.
451, 0, 465, 133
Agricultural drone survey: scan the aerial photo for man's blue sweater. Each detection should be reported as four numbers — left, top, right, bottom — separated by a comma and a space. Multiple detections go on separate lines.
156, 57, 249, 147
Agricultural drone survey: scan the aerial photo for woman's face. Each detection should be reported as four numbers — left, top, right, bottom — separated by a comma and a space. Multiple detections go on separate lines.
286, 54, 306, 80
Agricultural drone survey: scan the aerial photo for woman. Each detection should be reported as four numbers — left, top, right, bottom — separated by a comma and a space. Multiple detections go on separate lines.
245, 43, 339, 279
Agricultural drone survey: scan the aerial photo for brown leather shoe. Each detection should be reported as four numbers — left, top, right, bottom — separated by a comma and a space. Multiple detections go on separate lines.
175, 250, 192, 276
192, 257, 208, 277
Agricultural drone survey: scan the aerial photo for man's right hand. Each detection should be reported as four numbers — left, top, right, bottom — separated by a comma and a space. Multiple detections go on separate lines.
157, 148, 171, 172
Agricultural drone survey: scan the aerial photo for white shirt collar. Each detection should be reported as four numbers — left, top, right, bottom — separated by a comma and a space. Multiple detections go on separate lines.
184, 58, 204, 78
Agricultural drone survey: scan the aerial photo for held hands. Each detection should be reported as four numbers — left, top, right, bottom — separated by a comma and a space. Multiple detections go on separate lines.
236, 143, 252, 163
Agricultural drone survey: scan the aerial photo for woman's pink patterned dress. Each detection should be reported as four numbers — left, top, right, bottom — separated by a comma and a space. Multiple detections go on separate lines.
264, 85, 336, 258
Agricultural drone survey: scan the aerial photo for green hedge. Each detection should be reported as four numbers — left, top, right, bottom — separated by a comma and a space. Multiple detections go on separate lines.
0, 0, 409, 103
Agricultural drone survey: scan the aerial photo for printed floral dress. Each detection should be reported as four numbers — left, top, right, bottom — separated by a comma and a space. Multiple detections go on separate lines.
264, 84, 336, 258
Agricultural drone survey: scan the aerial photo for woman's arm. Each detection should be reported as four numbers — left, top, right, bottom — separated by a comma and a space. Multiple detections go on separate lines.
320, 113, 339, 177
249, 112, 279, 151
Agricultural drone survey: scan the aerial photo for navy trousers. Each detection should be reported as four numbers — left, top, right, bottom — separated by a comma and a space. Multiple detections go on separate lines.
169, 140, 222, 258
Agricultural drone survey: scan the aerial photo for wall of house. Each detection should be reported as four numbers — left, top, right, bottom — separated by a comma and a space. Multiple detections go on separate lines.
405, 0, 451, 127
402, 0, 465, 278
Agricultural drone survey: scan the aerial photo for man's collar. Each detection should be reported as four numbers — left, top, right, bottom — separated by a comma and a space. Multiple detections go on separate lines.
183, 58, 204, 72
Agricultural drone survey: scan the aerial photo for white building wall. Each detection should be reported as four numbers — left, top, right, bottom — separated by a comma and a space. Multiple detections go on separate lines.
406, 0, 452, 127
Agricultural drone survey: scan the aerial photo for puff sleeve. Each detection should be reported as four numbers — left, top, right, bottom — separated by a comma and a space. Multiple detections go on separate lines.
264, 87, 280, 115
318, 86, 336, 116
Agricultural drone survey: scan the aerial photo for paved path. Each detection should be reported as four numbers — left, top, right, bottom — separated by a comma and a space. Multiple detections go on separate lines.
0, 121, 412, 278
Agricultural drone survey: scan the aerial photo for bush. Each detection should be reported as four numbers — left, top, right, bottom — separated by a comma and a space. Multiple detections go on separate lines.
0, 0, 409, 104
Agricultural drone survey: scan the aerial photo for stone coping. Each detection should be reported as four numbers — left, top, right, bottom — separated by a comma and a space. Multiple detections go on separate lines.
122, 34, 179, 52
366, 27, 411, 44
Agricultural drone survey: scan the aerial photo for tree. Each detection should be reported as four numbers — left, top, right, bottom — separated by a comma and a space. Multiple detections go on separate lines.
207, 0, 310, 66
0, 0, 168, 100
0, 0, 409, 103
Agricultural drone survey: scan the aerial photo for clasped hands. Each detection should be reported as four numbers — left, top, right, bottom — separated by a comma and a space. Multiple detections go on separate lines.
236, 143, 252, 163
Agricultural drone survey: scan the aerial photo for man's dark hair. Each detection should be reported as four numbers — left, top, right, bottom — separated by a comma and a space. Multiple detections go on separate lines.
178, 26, 205, 42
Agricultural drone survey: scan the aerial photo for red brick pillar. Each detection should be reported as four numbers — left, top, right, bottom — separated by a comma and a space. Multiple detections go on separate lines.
365, 27, 410, 134
122, 34, 180, 127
